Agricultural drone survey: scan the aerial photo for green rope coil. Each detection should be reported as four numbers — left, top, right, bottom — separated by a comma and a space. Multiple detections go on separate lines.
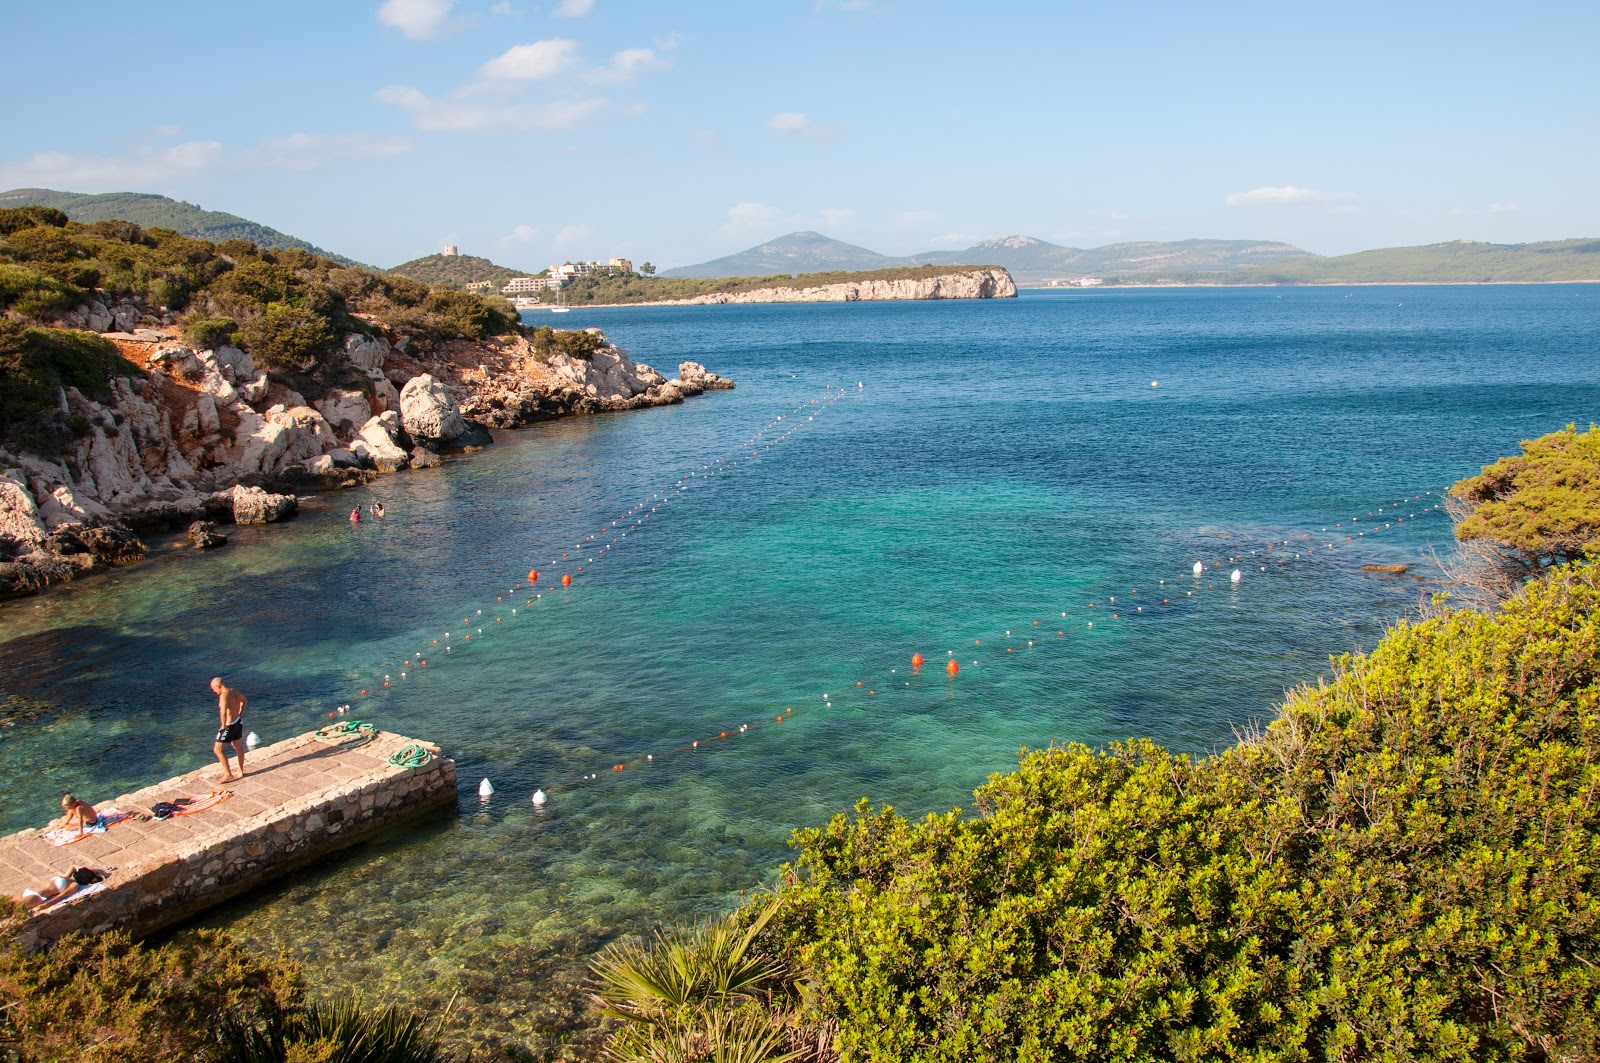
387, 743, 432, 769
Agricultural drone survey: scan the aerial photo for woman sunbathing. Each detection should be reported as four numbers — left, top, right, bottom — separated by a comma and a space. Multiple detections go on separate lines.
18, 875, 78, 911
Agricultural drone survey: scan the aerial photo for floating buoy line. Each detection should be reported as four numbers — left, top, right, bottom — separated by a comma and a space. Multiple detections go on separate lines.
308, 391, 1447, 808
321, 382, 859, 712
501, 490, 1450, 804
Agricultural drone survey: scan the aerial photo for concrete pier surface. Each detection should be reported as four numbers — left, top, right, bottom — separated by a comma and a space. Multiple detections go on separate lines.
1, 727, 456, 949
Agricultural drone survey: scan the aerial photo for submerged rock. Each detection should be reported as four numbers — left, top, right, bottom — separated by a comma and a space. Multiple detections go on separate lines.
188, 520, 228, 549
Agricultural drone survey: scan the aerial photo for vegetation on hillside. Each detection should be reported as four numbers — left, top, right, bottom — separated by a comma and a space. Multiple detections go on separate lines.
1447, 423, 1600, 599
386, 252, 530, 291
0, 188, 360, 266
0, 321, 140, 455
0, 927, 457, 1063
537, 263, 1005, 306
1111, 238, 1600, 285
0, 206, 520, 445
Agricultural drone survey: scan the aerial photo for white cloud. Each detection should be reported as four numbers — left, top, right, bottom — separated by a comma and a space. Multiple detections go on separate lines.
478, 38, 580, 80
716, 202, 788, 241
246, 132, 415, 172
0, 139, 224, 190
1225, 185, 1357, 211
376, 85, 604, 133
892, 210, 940, 229
820, 207, 854, 229
151, 124, 183, 139
767, 112, 839, 142
498, 224, 539, 244
553, 223, 591, 249
1488, 201, 1519, 213
554, 0, 594, 15
377, 0, 463, 39
597, 47, 669, 83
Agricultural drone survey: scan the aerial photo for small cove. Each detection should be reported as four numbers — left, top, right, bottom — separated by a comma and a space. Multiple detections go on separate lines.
2, 284, 1597, 1052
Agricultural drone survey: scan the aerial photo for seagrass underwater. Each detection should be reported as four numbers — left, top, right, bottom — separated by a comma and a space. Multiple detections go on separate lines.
2, 285, 1599, 1054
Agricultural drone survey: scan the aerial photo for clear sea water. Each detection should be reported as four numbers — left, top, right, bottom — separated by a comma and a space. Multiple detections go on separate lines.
2, 285, 1597, 1051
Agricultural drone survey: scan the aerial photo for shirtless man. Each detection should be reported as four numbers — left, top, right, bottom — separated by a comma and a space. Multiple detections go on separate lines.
210, 677, 248, 783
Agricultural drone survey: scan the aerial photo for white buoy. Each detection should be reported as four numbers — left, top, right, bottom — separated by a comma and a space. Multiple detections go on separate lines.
532, 789, 547, 806
1193, 561, 1204, 576
245, 731, 261, 750
478, 778, 494, 798
1231, 569, 1242, 584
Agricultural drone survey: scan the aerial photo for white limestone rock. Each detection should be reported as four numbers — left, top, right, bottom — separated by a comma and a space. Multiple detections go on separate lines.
343, 333, 391, 373
0, 479, 47, 551
398, 374, 467, 443
315, 389, 373, 435
357, 413, 410, 473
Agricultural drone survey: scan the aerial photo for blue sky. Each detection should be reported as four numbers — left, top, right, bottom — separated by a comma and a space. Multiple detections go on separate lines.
2, 1, 1595, 269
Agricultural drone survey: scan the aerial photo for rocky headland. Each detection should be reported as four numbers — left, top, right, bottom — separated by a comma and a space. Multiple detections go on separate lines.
0, 309, 733, 601
588, 267, 1017, 307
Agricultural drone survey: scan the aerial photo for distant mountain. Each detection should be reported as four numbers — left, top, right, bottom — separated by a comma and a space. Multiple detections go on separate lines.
0, 187, 363, 267
1206, 238, 1600, 285
665, 231, 1315, 281
910, 235, 1082, 272
659, 231, 914, 278
387, 253, 530, 290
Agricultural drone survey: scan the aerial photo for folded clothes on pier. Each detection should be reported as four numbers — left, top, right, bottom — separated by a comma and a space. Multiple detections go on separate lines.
150, 791, 233, 819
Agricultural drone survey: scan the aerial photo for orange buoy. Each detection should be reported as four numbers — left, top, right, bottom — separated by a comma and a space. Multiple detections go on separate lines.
562, 573, 572, 586
360, 689, 367, 696
947, 659, 959, 676
911, 653, 924, 668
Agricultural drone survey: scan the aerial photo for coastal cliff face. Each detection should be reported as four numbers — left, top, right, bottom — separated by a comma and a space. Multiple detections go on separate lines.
677, 267, 1016, 305
0, 318, 732, 600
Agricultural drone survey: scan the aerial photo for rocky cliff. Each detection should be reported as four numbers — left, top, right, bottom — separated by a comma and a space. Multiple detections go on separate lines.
0, 315, 732, 600
667, 267, 1016, 305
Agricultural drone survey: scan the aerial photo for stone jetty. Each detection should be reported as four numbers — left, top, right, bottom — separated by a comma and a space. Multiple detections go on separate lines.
0, 728, 456, 949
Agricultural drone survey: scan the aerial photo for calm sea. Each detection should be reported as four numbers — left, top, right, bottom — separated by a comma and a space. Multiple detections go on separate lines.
2, 285, 1596, 1048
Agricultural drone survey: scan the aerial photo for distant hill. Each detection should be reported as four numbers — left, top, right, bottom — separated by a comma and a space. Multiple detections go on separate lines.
665, 231, 1316, 281
387, 253, 530, 290
0, 188, 363, 267
659, 231, 912, 278
1194, 238, 1600, 285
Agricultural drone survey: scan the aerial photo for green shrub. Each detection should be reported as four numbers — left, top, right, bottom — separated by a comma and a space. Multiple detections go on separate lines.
235, 302, 336, 375
0, 929, 302, 1063
0, 264, 87, 317
765, 562, 1600, 1062
0, 206, 68, 236
0, 322, 140, 454
530, 325, 601, 360
183, 316, 239, 351
1451, 422, 1600, 573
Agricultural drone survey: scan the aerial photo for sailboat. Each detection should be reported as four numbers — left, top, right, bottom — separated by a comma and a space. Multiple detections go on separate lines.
550, 283, 571, 313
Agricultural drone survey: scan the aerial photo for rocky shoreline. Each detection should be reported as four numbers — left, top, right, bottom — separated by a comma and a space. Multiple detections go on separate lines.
0, 314, 733, 602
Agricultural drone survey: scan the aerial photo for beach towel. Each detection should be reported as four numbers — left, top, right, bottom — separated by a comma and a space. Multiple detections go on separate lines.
152, 790, 233, 818
41, 809, 135, 847
32, 881, 107, 912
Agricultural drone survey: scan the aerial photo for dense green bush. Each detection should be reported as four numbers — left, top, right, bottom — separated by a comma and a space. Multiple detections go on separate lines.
0, 264, 87, 318
182, 316, 239, 351
0, 322, 140, 455
529, 325, 602, 360
235, 303, 337, 376
0, 207, 68, 237
1451, 422, 1600, 574
755, 563, 1600, 1062
0, 929, 302, 1063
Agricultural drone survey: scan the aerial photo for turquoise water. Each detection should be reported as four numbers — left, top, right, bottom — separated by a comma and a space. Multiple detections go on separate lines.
2, 285, 1598, 1052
